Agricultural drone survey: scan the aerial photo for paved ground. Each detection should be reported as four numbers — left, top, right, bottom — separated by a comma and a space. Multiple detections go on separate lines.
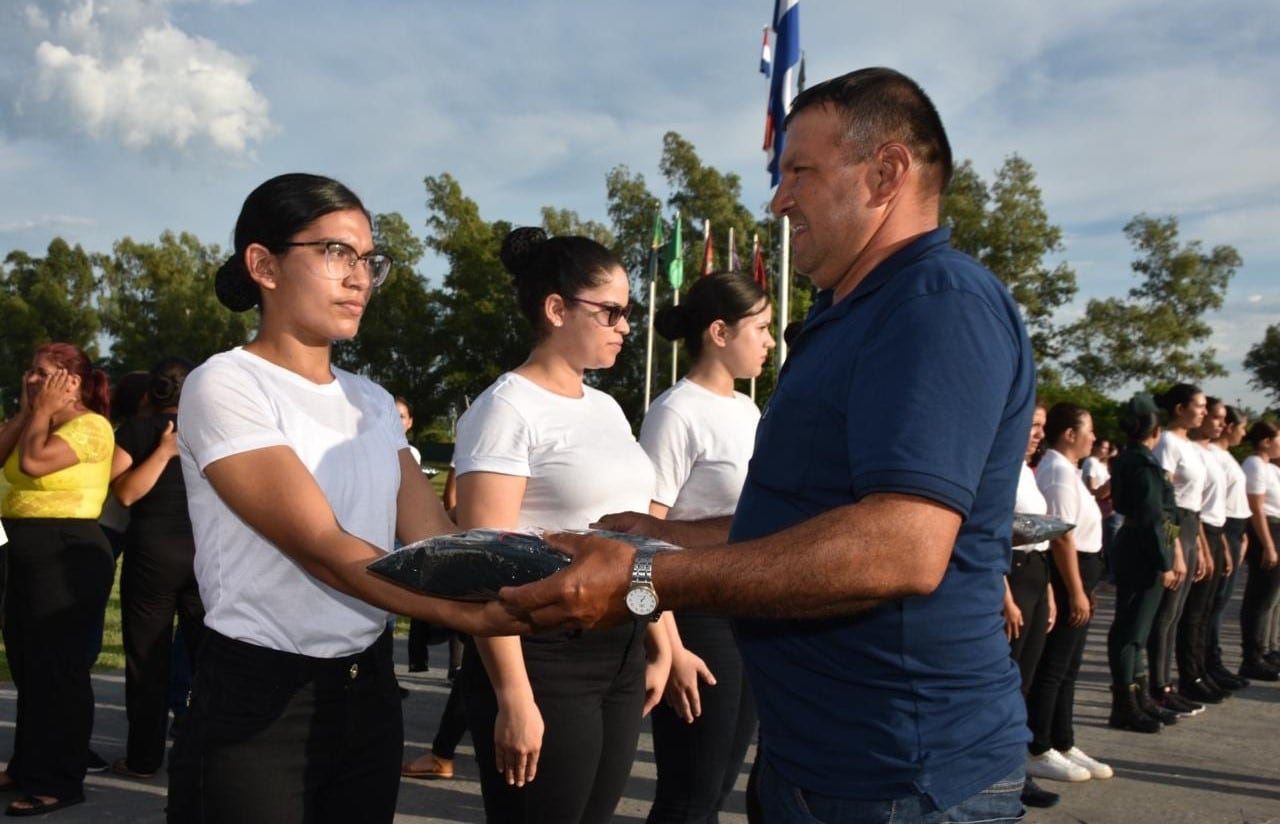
1, 587, 1277, 822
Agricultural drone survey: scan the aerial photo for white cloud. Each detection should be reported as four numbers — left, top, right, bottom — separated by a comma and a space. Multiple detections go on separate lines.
4, 0, 271, 156
0, 214, 94, 232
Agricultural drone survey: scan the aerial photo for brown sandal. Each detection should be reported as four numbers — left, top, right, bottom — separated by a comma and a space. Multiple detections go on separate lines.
401, 754, 454, 780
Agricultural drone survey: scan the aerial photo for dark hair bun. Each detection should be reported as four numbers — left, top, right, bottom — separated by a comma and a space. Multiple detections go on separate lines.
500, 227, 549, 279
215, 256, 260, 312
653, 303, 689, 342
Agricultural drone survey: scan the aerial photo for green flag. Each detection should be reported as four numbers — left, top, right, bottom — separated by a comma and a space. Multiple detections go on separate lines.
666, 212, 684, 291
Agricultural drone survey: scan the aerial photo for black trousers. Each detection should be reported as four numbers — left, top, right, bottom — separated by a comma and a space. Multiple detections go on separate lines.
120, 525, 205, 772
1149, 508, 1200, 688
166, 628, 402, 824
648, 614, 757, 824
1025, 551, 1103, 754
462, 623, 646, 824
1208, 517, 1248, 666
1240, 518, 1280, 659
431, 678, 468, 760
1, 518, 114, 800
1007, 550, 1052, 693
1176, 522, 1225, 683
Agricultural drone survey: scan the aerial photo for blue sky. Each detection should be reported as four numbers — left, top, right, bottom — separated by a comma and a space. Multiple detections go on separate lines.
1, 0, 1277, 409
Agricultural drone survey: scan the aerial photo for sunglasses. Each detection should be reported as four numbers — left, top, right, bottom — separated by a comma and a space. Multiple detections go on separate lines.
568, 297, 633, 327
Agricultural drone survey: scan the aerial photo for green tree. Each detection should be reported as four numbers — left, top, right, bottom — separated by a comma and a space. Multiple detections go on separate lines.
332, 212, 443, 428
943, 155, 1077, 370
1, 239, 103, 413
1244, 323, 1280, 405
1062, 214, 1240, 390
99, 232, 254, 373
421, 173, 524, 426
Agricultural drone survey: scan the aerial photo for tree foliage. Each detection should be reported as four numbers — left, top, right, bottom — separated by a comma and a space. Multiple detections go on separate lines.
1062, 214, 1240, 390
99, 231, 254, 374
943, 155, 1077, 370
1, 239, 104, 413
1244, 323, 1280, 406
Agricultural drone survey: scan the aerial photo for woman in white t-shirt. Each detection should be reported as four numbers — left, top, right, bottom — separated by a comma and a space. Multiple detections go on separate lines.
1147, 383, 1211, 713
168, 174, 518, 823
1239, 420, 1280, 681
1025, 403, 1111, 783
1206, 405, 1251, 687
452, 227, 661, 824
641, 272, 773, 823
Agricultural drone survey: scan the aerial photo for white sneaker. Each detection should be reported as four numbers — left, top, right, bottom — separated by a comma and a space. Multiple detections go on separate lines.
1060, 746, 1114, 780
1026, 749, 1091, 782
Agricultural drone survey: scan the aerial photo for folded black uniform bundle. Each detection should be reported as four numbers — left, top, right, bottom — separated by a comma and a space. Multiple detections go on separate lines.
368, 528, 678, 602
1012, 513, 1074, 547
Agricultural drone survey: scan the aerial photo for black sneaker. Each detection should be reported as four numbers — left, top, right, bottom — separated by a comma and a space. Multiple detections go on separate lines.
1179, 677, 1223, 704
1240, 657, 1280, 682
1265, 651, 1280, 669
1208, 664, 1248, 690
85, 750, 109, 773
1202, 672, 1232, 698
1020, 776, 1060, 809
1156, 689, 1204, 717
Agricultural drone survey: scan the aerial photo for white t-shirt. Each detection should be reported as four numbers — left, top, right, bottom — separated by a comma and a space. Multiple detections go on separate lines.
639, 378, 760, 521
1197, 442, 1227, 527
1014, 462, 1049, 552
1242, 455, 1280, 518
1036, 448, 1103, 553
1212, 444, 1251, 520
454, 372, 655, 530
1081, 456, 1110, 491
1155, 430, 1207, 511
178, 348, 407, 657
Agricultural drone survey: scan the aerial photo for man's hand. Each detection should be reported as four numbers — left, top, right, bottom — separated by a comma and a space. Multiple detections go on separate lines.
592, 511, 670, 540
500, 532, 636, 630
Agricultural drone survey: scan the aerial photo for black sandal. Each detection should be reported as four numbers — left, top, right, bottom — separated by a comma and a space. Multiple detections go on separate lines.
5, 794, 85, 817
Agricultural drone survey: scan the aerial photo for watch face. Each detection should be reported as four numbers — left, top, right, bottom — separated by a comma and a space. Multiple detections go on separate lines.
626, 586, 658, 616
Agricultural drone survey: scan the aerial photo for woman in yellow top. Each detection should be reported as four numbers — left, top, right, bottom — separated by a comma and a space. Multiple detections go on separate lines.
0, 342, 116, 817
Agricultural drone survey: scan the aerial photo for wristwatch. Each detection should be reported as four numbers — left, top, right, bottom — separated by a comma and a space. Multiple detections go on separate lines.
625, 548, 661, 621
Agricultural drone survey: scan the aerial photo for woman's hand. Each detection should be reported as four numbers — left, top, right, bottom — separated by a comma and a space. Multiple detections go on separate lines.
664, 648, 716, 723
156, 420, 180, 461
1003, 598, 1023, 642
31, 369, 78, 418
1223, 545, 1233, 578
1264, 544, 1279, 571
1068, 588, 1092, 627
493, 693, 544, 788
1046, 584, 1057, 633
1162, 569, 1179, 589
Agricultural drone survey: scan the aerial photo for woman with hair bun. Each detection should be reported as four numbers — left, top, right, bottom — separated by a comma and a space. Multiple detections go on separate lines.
167, 173, 519, 823
641, 272, 773, 823
453, 226, 661, 823
1148, 383, 1211, 714
109, 356, 204, 780
0, 342, 115, 815
1106, 394, 1178, 734
1205, 405, 1251, 688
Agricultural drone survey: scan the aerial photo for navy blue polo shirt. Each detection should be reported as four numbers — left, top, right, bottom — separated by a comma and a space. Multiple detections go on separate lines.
730, 228, 1033, 809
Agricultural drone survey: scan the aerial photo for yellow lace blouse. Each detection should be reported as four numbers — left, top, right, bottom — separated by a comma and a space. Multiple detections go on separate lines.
1, 412, 114, 519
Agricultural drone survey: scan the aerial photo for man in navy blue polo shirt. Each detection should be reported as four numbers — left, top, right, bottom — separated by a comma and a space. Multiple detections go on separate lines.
506, 67, 1035, 823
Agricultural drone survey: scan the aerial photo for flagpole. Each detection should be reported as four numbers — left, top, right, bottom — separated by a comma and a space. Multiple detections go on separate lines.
671, 288, 679, 387
644, 275, 656, 411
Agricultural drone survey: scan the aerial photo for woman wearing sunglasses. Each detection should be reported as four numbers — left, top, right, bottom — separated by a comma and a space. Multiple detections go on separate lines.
640, 271, 773, 823
452, 227, 663, 824
166, 173, 521, 823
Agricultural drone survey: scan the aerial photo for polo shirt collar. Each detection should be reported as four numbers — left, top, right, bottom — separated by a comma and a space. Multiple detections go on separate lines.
798, 227, 953, 340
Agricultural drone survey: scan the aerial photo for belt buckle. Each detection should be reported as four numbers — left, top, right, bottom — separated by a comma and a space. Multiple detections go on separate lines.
349, 663, 359, 680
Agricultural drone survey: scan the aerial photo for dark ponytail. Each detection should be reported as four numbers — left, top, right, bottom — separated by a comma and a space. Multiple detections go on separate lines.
500, 227, 622, 334
147, 356, 196, 409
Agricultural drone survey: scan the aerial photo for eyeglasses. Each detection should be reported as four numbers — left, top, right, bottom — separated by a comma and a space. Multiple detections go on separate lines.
568, 297, 633, 327
281, 240, 393, 287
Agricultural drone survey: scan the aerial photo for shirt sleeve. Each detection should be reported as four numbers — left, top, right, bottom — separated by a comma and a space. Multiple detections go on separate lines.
846, 289, 1022, 517
57, 414, 114, 464
1153, 435, 1178, 476
639, 402, 695, 507
1244, 457, 1267, 496
178, 362, 287, 472
453, 392, 532, 478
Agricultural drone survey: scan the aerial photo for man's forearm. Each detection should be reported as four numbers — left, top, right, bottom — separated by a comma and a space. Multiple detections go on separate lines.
652, 494, 958, 619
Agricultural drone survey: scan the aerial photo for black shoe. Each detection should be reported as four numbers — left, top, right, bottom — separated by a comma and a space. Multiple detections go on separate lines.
1208, 664, 1248, 690
1108, 684, 1162, 733
1021, 776, 1060, 809
1179, 677, 1224, 704
1240, 657, 1280, 682
85, 750, 109, 773
407, 663, 429, 673
1265, 651, 1280, 669
1202, 672, 1232, 698
1156, 687, 1204, 717
1133, 675, 1176, 725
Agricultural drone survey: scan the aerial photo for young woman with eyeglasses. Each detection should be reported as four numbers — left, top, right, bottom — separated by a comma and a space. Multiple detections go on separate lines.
449, 227, 663, 824
640, 272, 773, 823
165, 173, 521, 823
